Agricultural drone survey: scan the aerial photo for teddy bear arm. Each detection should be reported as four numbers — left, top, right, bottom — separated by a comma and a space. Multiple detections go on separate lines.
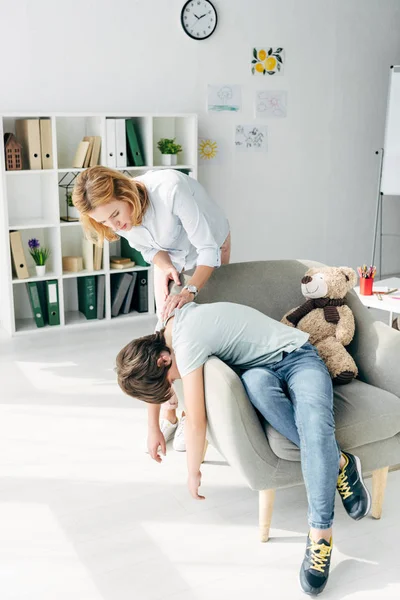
335, 306, 355, 346
281, 307, 299, 328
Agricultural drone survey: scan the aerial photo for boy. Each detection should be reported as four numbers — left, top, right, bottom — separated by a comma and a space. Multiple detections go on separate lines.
116, 301, 370, 595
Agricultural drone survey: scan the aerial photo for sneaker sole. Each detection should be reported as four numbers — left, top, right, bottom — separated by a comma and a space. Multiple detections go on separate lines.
351, 454, 372, 519
298, 573, 328, 596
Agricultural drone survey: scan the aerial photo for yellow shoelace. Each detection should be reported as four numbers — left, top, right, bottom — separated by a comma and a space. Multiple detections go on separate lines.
308, 539, 332, 573
337, 468, 353, 500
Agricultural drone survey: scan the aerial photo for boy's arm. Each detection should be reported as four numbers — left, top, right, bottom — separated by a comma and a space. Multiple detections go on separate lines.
182, 365, 207, 500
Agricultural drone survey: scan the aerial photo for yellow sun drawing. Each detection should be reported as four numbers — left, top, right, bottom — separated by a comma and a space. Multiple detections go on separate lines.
199, 139, 218, 160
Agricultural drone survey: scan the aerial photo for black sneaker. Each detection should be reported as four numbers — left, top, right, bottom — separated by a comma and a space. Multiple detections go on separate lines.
299, 533, 332, 595
337, 452, 371, 520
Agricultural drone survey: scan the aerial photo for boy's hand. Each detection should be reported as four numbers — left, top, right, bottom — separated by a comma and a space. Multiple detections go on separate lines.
147, 428, 166, 463
188, 470, 205, 500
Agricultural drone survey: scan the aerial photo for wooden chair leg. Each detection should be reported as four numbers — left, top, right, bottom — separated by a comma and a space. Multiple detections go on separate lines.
371, 466, 389, 519
259, 489, 275, 542
201, 439, 209, 463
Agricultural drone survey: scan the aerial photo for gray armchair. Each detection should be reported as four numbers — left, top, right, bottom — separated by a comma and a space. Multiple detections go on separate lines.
173, 260, 400, 541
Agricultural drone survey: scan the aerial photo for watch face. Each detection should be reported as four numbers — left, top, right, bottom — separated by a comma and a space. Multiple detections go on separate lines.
181, 0, 217, 40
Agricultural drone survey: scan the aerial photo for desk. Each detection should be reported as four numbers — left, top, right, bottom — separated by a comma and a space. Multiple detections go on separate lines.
354, 277, 400, 326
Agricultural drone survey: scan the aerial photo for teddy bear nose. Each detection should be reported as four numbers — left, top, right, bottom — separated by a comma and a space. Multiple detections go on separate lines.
302, 276, 312, 284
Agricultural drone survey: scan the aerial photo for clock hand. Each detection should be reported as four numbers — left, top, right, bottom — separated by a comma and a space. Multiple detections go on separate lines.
197, 13, 207, 20
193, 13, 200, 19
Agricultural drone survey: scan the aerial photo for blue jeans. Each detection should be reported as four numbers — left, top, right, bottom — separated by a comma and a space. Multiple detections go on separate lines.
241, 342, 341, 529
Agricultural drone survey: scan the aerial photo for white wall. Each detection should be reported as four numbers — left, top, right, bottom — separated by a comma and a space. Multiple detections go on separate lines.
1, 0, 400, 273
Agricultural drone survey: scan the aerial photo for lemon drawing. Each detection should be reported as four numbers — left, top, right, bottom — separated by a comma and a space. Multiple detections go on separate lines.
255, 63, 264, 73
258, 49, 266, 61
265, 56, 277, 71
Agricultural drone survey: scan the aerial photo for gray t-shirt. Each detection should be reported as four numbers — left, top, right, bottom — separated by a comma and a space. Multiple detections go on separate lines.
170, 302, 309, 377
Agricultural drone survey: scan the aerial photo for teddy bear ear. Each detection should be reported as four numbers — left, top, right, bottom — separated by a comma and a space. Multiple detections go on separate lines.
339, 267, 357, 288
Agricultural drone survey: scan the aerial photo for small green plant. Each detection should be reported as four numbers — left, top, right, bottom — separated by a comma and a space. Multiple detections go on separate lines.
28, 238, 51, 266
66, 191, 74, 207
157, 138, 182, 155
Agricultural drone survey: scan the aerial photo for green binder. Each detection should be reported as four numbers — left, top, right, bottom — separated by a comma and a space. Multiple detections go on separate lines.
45, 280, 60, 326
77, 276, 97, 320
26, 282, 46, 328
126, 119, 144, 166
120, 237, 149, 267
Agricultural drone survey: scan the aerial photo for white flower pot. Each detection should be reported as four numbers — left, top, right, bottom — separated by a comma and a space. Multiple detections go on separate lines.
161, 154, 178, 166
67, 205, 80, 219
35, 265, 46, 277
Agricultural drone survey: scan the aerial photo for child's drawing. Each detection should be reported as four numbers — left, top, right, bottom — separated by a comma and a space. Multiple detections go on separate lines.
235, 125, 268, 152
208, 84, 241, 112
256, 90, 287, 118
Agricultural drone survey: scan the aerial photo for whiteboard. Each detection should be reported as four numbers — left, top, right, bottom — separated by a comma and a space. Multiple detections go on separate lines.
381, 66, 400, 195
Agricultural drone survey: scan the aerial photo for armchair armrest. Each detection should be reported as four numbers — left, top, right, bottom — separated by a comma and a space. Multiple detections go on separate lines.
202, 358, 282, 490
347, 291, 400, 398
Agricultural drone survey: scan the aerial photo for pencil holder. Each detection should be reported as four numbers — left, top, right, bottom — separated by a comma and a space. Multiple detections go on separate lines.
360, 277, 373, 295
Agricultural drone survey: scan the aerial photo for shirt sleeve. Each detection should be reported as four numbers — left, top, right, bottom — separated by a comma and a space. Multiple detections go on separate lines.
170, 179, 222, 268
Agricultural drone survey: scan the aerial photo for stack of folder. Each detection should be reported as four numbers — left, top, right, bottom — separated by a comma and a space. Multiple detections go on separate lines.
110, 271, 145, 317
15, 118, 53, 170
106, 118, 144, 169
26, 280, 60, 327
72, 136, 101, 168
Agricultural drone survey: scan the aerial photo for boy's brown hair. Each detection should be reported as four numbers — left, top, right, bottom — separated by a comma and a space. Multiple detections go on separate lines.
116, 331, 173, 404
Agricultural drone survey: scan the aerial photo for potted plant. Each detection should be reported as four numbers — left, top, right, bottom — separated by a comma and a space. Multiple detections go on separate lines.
66, 190, 80, 220
157, 138, 183, 166
28, 238, 51, 276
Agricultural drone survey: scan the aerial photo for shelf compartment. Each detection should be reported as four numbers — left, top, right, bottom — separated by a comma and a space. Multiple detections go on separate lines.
10, 226, 61, 282
55, 117, 104, 169
13, 279, 61, 333
2, 116, 55, 172
63, 275, 105, 325
152, 116, 197, 168
6, 170, 59, 225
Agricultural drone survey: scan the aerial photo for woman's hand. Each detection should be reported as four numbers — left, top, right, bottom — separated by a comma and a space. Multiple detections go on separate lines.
162, 266, 181, 301
188, 470, 205, 500
162, 288, 194, 322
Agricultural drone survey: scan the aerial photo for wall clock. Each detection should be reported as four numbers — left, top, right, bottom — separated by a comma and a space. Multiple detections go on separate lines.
181, 1, 218, 40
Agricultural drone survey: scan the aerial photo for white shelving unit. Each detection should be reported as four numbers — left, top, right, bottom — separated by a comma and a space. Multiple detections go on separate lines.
0, 112, 198, 336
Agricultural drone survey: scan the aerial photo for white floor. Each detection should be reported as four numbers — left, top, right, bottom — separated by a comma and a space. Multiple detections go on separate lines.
1, 315, 400, 600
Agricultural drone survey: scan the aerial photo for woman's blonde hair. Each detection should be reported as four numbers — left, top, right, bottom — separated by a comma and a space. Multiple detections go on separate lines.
72, 166, 149, 246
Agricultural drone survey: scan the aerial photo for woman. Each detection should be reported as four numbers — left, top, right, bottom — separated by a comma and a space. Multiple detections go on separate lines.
115, 301, 371, 596
72, 166, 231, 457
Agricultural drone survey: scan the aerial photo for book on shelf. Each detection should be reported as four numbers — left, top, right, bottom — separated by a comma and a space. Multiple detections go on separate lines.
89, 136, 101, 167
126, 119, 144, 167
45, 280, 60, 326
39, 119, 53, 169
9, 231, 29, 279
71, 136, 101, 169
111, 273, 133, 317
132, 271, 149, 313
82, 136, 95, 168
122, 272, 137, 314
96, 275, 105, 319
72, 141, 90, 168
110, 260, 135, 270
93, 244, 103, 270
26, 281, 47, 327
110, 256, 132, 265
77, 276, 97, 320
15, 118, 42, 169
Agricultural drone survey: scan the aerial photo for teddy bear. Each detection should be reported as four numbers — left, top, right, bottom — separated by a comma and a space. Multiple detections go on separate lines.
281, 266, 358, 384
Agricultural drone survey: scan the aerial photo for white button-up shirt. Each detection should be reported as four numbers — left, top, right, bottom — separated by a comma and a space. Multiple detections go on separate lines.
117, 170, 229, 272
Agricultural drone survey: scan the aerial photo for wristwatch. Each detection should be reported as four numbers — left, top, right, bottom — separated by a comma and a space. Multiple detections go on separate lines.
182, 284, 199, 298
